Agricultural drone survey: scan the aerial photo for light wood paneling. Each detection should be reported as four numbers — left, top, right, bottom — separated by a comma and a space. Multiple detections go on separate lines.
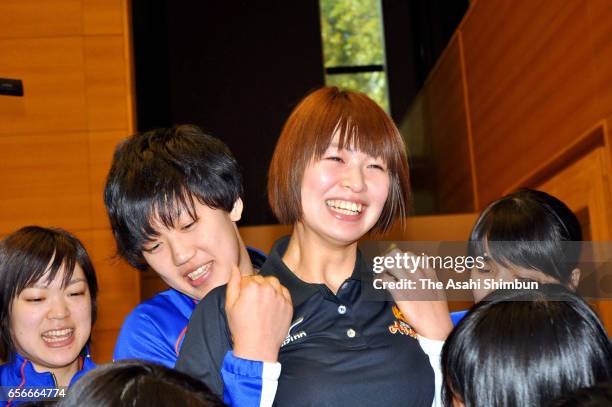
0, 0, 82, 39
400, 37, 473, 214
88, 130, 128, 229
0, 0, 136, 363
0, 132, 91, 234
82, 0, 123, 35
0, 37, 88, 135
461, 0, 603, 207
587, 0, 612, 120
90, 328, 119, 364
86, 229, 139, 331
427, 36, 474, 213
84, 35, 130, 130
239, 224, 293, 254
535, 145, 612, 333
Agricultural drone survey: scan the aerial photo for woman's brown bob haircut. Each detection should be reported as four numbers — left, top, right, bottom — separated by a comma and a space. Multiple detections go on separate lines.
268, 86, 411, 233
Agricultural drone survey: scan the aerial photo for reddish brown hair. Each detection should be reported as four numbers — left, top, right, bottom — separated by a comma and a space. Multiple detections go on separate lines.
268, 86, 411, 233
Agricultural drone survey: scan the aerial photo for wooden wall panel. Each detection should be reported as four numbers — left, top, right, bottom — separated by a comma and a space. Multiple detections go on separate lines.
0, 132, 91, 234
400, 37, 473, 214
461, 0, 603, 207
82, 0, 124, 35
84, 35, 130, 130
0, 37, 88, 134
0, 0, 136, 363
427, 37, 474, 213
0, 0, 82, 39
586, 0, 612, 119
84, 229, 138, 332
88, 131, 127, 229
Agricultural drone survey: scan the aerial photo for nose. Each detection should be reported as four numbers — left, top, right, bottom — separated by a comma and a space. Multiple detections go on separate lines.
48, 296, 70, 320
168, 236, 196, 266
341, 165, 365, 192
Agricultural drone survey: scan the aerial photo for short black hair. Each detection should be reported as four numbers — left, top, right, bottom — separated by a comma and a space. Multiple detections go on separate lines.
0, 226, 98, 359
104, 125, 243, 270
549, 383, 612, 407
469, 189, 582, 284
56, 359, 226, 406
442, 284, 612, 407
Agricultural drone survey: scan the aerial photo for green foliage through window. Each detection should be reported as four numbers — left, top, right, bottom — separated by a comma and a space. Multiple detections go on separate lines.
320, 0, 389, 112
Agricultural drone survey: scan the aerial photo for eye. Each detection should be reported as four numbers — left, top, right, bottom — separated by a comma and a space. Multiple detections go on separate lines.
181, 220, 197, 231
25, 297, 44, 303
325, 156, 344, 163
69, 291, 85, 297
142, 242, 161, 254
367, 163, 386, 171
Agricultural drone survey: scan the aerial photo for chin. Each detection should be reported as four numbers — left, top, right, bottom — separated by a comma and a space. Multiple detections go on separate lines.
326, 230, 365, 245
41, 349, 82, 369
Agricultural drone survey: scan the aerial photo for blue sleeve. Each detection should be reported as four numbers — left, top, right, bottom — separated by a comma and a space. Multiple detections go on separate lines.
113, 307, 178, 368
450, 310, 468, 326
221, 351, 280, 407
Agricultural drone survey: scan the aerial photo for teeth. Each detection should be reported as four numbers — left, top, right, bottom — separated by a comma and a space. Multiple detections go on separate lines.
42, 328, 73, 342
325, 200, 362, 214
188, 263, 211, 280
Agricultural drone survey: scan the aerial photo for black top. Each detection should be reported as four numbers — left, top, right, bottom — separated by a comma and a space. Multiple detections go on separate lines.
177, 236, 435, 407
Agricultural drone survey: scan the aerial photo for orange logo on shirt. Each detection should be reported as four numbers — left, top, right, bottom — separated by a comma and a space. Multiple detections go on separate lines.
389, 305, 417, 338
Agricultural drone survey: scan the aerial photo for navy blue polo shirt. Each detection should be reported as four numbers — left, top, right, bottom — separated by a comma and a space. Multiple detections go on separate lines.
177, 237, 435, 406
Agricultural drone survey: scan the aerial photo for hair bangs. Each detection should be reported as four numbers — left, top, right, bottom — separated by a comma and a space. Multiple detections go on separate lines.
125, 186, 198, 251
309, 95, 402, 166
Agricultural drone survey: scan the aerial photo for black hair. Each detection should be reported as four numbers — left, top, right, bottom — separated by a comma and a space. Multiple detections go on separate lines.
469, 188, 582, 285
0, 226, 98, 359
442, 284, 612, 407
549, 383, 612, 407
56, 359, 226, 406
104, 125, 243, 270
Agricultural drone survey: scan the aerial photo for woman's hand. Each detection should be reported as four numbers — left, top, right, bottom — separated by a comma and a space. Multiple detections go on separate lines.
381, 248, 453, 340
225, 266, 293, 362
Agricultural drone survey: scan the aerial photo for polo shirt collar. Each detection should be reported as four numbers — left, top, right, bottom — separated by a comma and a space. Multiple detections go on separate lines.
260, 236, 364, 307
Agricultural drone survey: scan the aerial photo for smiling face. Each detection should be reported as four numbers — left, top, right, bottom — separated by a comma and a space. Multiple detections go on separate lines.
299, 137, 390, 245
141, 198, 243, 300
10, 264, 91, 376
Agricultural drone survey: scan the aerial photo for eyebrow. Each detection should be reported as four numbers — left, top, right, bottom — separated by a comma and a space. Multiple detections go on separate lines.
30, 277, 87, 289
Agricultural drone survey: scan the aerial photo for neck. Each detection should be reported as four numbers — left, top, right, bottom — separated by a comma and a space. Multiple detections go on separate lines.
282, 222, 358, 293
236, 226, 254, 276
31, 357, 80, 387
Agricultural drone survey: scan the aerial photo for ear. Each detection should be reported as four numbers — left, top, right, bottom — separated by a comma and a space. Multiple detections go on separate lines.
229, 197, 244, 222
568, 268, 581, 291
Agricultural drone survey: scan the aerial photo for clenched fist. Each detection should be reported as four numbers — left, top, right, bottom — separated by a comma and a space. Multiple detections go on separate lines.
225, 266, 293, 362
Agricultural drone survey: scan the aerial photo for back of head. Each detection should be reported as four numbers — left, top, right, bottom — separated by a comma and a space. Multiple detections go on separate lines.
549, 383, 612, 407
442, 284, 612, 407
56, 360, 225, 407
469, 189, 582, 285
104, 125, 243, 270
0, 226, 98, 359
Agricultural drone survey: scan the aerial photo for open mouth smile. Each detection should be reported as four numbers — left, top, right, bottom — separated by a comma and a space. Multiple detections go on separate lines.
41, 328, 75, 346
186, 261, 212, 282
326, 199, 363, 215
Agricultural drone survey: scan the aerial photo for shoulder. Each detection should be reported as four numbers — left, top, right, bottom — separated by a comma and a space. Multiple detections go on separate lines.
123, 289, 194, 327
190, 284, 227, 324
114, 290, 195, 366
